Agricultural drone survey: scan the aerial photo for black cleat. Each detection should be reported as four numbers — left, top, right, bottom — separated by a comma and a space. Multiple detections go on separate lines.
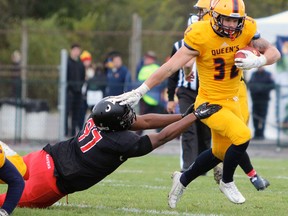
250, 175, 270, 191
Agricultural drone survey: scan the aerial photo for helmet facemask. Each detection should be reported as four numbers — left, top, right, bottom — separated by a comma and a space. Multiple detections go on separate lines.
118, 105, 136, 130
197, 8, 210, 21
211, 11, 245, 40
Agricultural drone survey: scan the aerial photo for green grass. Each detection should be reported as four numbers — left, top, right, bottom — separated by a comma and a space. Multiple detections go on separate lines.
1, 154, 288, 216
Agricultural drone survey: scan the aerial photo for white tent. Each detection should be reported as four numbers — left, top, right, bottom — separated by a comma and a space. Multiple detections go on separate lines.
255, 10, 288, 43
246, 11, 288, 140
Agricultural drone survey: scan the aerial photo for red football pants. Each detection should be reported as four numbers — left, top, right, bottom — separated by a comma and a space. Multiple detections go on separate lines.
0, 150, 65, 208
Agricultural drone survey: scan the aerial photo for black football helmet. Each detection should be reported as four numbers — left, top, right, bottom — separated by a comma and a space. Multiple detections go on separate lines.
91, 97, 136, 131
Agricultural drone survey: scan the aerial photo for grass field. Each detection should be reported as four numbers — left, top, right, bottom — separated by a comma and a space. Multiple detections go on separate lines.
1, 154, 287, 216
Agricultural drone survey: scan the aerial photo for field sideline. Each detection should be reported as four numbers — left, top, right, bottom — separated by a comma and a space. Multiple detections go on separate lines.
0, 153, 287, 216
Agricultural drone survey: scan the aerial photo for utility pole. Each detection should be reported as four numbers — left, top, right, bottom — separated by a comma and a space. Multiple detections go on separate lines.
129, 13, 142, 81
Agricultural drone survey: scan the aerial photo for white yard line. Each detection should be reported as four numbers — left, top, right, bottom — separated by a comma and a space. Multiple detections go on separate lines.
53, 202, 222, 216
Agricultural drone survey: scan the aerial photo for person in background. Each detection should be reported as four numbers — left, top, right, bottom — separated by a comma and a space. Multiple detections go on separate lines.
248, 66, 275, 140
137, 51, 167, 135
10, 50, 22, 98
65, 43, 86, 137
85, 62, 107, 111
0, 141, 25, 215
0, 97, 221, 209
79, 50, 95, 126
105, 52, 132, 96
167, 1, 211, 172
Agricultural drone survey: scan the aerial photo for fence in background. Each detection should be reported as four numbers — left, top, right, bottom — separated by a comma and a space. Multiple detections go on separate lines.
0, 62, 288, 148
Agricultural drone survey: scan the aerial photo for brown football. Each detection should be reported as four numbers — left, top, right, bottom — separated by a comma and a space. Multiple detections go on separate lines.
235, 46, 260, 60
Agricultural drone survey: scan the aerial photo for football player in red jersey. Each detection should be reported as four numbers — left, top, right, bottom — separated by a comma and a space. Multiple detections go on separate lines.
0, 97, 221, 208
114, 0, 281, 206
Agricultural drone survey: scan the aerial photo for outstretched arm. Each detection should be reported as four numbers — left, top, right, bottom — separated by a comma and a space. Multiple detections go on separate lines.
115, 46, 199, 107
130, 114, 182, 131
124, 103, 221, 159
131, 102, 196, 131
147, 103, 221, 150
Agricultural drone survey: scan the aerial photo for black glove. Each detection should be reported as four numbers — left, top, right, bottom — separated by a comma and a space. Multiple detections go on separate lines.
193, 102, 222, 119
181, 103, 195, 118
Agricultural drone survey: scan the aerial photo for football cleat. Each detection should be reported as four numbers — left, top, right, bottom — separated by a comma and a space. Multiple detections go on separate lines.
250, 175, 270, 191
213, 165, 223, 185
168, 171, 185, 208
219, 180, 245, 204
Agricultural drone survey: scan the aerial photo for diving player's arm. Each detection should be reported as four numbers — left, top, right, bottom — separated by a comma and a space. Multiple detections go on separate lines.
126, 103, 221, 158
131, 113, 182, 131
145, 103, 221, 150
131, 101, 198, 131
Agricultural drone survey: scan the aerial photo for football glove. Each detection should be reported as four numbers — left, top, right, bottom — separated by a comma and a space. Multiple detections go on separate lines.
193, 102, 222, 119
181, 103, 195, 118
114, 83, 150, 108
235, 51, 267, 70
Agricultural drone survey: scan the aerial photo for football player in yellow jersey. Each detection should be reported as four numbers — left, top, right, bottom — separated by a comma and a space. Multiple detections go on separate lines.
188, 0, 270, 191
0, 142, 25, 215
115, 0, 281, 206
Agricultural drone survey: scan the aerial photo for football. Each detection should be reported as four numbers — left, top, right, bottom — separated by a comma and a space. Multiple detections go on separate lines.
235, 46, 260, 61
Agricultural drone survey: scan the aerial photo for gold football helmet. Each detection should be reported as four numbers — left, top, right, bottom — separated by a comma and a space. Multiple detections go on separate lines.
194, 0, 211, 21
210, 0, 246, 40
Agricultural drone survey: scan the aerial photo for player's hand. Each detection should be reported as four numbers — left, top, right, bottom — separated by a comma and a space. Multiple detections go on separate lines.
181, 103, 195, 118
167, 101, 176, 114
193, 102, 222, 119
185, 70, 195, 82
235, 51, 267, 70
114, 83, 150, 107
114, 90, 141, 107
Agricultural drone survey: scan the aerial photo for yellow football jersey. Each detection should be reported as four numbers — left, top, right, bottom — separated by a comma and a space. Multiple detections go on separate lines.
183, 18, 257, 157
184, 18, 257, 101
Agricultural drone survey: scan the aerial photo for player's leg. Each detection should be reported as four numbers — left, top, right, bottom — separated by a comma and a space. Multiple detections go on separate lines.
168, 148, 221, 208
199, 98, 250, 204
238, 152, 270, 190
0, 149, 24, 215
0, 150, 65, 208
237, 80, 269, 189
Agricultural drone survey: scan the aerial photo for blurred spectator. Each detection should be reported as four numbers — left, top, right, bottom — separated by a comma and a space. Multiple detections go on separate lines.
248, 66, 275, 140
135, 57, 144, 78
137, 51, 167, 135
65, 43, 86, 137
84, 62, 107, 111
11, 50, 21, 73
283, 104, 288, 135
105, 52, 131, 96
80, 50, 94, 80
79, 50, 94, 125
10, 50, 22, 97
